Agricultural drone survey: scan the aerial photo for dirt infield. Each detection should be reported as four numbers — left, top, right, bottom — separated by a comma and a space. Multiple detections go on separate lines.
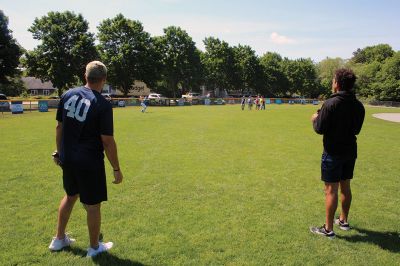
372, 113, 400, 123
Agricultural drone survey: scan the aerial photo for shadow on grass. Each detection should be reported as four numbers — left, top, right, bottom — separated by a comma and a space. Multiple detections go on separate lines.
63, 246, 145, 266
336, 227, 400, 253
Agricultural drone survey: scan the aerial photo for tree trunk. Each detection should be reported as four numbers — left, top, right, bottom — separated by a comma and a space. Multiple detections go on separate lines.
122, 82, 129, 97
168, 79, 178, 98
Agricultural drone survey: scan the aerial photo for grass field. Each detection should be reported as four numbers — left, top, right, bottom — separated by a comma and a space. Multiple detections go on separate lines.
0, 104, 399, 265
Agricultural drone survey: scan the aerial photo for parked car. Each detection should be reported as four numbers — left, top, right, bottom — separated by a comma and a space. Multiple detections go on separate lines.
214, 98, 226, 105
148, 93, 167, 103
0, 94, 10, 111
182, 92, 200, 100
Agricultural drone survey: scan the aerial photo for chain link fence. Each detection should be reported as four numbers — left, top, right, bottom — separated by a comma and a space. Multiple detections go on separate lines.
368, 100, 400, 107
1, 97, 320, 114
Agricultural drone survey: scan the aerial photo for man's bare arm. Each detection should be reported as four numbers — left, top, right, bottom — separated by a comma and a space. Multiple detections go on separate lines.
101, 135, 123, 184
56, 122, 62, 152
53, 122, 63, 166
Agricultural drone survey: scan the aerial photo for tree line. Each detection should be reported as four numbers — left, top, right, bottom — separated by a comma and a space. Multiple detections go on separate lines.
1, 10, 399, 101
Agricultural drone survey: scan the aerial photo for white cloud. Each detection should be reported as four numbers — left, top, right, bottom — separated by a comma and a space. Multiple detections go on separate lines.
270, 32, 296, 44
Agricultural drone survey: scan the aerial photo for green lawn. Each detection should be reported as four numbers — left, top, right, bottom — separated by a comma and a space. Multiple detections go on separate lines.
0, 104, 399, 265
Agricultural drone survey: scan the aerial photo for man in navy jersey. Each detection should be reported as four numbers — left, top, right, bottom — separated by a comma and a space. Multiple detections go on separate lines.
49, 61, 123, 257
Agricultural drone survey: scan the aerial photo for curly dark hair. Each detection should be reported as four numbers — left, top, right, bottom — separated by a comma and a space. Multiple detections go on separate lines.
334, 68, 357, 92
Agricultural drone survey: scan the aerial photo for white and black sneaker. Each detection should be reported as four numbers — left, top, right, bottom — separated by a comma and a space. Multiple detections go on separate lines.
49, 234, 76, 251
87, 242, 113, 257
335, 218, 351, 231
310, 225, 335, 239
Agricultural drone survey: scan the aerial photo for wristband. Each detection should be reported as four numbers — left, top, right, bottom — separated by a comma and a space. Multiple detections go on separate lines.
113, 169, 120, 172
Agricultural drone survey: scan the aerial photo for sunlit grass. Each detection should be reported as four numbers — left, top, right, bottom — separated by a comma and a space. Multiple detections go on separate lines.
0, 104, 399, 265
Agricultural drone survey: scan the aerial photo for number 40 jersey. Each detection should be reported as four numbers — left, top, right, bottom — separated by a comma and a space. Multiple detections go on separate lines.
56, 87, 113, 166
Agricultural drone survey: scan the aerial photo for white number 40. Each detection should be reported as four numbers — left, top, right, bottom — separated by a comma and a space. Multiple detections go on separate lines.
64, 95, 91, 122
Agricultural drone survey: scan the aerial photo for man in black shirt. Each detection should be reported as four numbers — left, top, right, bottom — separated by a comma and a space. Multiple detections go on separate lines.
49, 61, 124, 257
310, 68, 365, 238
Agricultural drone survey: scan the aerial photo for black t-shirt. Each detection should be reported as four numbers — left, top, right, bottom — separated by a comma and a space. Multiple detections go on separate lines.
56, 86, 113, 167
313, 91, 365, 157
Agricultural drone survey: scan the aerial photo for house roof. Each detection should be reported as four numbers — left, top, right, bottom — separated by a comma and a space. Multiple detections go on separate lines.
22, 77, 55, 90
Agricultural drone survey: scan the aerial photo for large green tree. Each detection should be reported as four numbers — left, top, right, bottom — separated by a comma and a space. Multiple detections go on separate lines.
97, 14, 160, 96
259, 52, 288, 97
24, 11, 98, 95
154, 26, 203, 97
349, 44, 398, 100
372, 51, 400, 101
232, 45, 264, 95
352, 44, 394, 64
281, 58, 320, 97
317, 57, 345, 96
202, 37, 237, 95
0, 10, 23, 91
351, 61, 381, 98
0, 76, 26, 96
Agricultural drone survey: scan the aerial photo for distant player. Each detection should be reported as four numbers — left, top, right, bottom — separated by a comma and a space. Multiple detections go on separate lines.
247, 96, 253, 110
141, 96, 148, 113
241, 96, 246, 110
261, 96, 266, 110
255, 96, 259, 110
310, 68, 365, 238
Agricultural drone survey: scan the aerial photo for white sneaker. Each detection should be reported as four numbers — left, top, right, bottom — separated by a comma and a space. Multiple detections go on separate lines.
335, 218, 351, 231
86, 242, 113, 257
49, 235, 76, 251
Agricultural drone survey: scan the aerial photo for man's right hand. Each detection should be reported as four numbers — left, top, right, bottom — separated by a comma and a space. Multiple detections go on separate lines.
113, 170, 123, 184
52, 151, 62, 167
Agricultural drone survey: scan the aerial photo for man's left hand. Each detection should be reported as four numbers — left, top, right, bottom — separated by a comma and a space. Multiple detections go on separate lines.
113, 170, 123, 184
311, 113, 318, 122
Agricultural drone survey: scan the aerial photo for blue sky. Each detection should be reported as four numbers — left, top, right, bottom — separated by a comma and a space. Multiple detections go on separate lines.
1, 0, 399, 61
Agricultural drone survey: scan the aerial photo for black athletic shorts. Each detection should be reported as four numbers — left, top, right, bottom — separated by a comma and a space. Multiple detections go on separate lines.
321, 152, 356, 183
62, 161, 107, 205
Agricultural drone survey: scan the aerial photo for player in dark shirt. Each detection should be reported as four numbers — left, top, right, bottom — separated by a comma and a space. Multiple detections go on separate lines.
310, 68, 365, 238
241, 96, 246, 110
49, 61, 123, 257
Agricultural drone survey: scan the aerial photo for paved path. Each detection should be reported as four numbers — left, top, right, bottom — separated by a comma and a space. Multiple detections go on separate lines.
372, 113, 400, 123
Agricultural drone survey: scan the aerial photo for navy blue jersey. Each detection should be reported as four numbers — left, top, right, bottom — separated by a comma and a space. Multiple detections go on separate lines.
56, 87, 113, 166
